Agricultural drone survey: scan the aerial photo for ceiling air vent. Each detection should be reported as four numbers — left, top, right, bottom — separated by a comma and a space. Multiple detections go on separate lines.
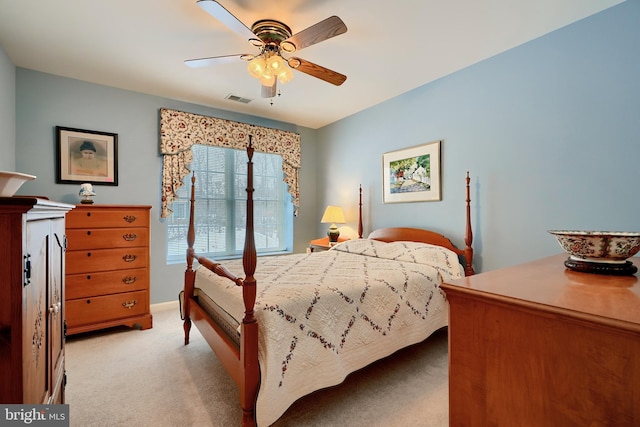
225, 94, 252, 104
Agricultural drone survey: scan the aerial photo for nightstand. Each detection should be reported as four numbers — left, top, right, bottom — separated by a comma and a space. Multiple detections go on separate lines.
309, 237, 348, 252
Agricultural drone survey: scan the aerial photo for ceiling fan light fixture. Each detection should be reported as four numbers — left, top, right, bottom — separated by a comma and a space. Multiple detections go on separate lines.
247, 57, 266, 79
249, 53, 293, 85
278, 66, 294, 84
267, 54, 285, 72
260, 73, 276, 86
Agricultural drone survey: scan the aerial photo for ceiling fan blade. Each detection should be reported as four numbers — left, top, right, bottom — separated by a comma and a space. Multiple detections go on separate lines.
197, 0, 256, 41
184, 54, 244, 68
261, 81, 277, 98
288, 57, 347, 86
283, 16, 347, 52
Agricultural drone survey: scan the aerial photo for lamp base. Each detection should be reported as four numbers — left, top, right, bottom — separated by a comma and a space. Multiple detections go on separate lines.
327, 228, 340, 243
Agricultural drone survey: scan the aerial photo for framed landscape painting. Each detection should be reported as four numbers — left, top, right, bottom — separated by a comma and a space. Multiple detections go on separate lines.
56, 126, 118, 186
382, 140, 441, 203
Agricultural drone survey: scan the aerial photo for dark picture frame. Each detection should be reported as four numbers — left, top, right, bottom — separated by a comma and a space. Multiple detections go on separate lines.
56, 126, 118, 186
382, 140, 441, 203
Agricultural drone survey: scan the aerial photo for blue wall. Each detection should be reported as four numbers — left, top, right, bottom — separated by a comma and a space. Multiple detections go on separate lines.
317, 1, 640, 272
13, 69, 318, 304
4, 1, 639, 303
0, 47, 15, 171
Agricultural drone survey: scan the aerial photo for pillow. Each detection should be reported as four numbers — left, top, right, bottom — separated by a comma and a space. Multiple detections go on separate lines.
331, 239, 464, 280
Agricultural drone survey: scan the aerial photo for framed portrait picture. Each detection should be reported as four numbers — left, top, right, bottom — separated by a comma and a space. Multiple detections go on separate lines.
56, 126, 118, 186
382, 140, 441, 203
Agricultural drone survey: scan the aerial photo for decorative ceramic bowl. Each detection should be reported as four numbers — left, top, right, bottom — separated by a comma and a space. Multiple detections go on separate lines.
0, 171, 36, 197
548, 230, 640, 264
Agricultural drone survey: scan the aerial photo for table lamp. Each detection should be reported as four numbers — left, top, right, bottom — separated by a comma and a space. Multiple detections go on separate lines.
321, 205, 346, 243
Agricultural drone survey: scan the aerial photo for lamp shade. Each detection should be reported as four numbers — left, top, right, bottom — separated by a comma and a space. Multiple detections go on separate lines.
321, 206, 345, 224
247, 57, 266, 79
260, 72, 276, 86
278, 66, 294, 84
267, 54, 286, 73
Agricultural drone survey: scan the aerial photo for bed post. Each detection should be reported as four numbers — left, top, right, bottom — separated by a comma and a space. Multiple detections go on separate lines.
464, 172, 475, 276
183, 172, 196, 345
240, 136, 259, 427
358, 185, 363, 238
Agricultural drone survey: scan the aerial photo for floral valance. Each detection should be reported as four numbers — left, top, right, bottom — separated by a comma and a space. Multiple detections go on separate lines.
159, 108, 301, 218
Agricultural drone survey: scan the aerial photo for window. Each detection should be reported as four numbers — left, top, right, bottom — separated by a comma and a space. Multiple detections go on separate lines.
166, 144, 293, 263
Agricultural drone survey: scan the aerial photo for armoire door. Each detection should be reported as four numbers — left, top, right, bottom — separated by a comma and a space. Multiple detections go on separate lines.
50, 218, 66, 403
23, 218, 50, 403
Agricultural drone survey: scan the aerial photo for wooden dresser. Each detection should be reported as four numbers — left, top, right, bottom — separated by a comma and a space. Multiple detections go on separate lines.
441, 254, 640, 427
0, 197, 73, 403
65, 204, 152, 335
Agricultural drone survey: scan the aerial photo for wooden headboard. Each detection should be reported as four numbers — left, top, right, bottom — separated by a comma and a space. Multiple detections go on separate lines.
367, 173, 474, 276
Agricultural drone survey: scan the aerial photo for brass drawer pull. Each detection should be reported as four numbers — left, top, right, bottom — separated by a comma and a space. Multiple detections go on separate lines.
122, 254, 137, 263
122, 300, 137, 309
123, 215, 137, 223
122, 276, 137, 284
122, 233, 137, 241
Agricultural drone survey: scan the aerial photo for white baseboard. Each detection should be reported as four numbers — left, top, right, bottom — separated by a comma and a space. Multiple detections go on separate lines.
151, 300, 179, 313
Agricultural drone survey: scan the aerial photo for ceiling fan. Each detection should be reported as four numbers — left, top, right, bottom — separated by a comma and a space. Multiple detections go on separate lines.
185, 0, 348, 98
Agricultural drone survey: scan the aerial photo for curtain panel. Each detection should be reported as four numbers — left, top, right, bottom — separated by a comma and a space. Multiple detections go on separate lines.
159, 108, 301, 218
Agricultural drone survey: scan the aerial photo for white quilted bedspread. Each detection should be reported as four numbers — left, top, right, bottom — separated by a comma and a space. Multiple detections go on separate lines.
194, 239, 463, 426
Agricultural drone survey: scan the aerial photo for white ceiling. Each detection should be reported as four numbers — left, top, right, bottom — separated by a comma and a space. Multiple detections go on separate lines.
0, 0, 624, 129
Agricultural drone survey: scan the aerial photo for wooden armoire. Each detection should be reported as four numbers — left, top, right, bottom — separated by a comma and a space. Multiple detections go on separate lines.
0, 197, 73, 404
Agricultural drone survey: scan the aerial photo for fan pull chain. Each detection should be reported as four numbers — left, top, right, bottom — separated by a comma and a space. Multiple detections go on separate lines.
270, 90, 282, 106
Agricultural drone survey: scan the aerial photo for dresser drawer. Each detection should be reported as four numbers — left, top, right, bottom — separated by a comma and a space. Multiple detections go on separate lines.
66, 268, 148, 299
66, 227, 148, 250
67, 208, 150, 229
66, 247, 148, 274
66, 290, 149, 328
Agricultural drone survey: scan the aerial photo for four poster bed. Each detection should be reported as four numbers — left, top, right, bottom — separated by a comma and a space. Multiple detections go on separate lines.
181, 138, 474, 426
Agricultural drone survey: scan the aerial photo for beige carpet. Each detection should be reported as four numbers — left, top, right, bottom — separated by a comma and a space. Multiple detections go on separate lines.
65, 305, 449, 427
